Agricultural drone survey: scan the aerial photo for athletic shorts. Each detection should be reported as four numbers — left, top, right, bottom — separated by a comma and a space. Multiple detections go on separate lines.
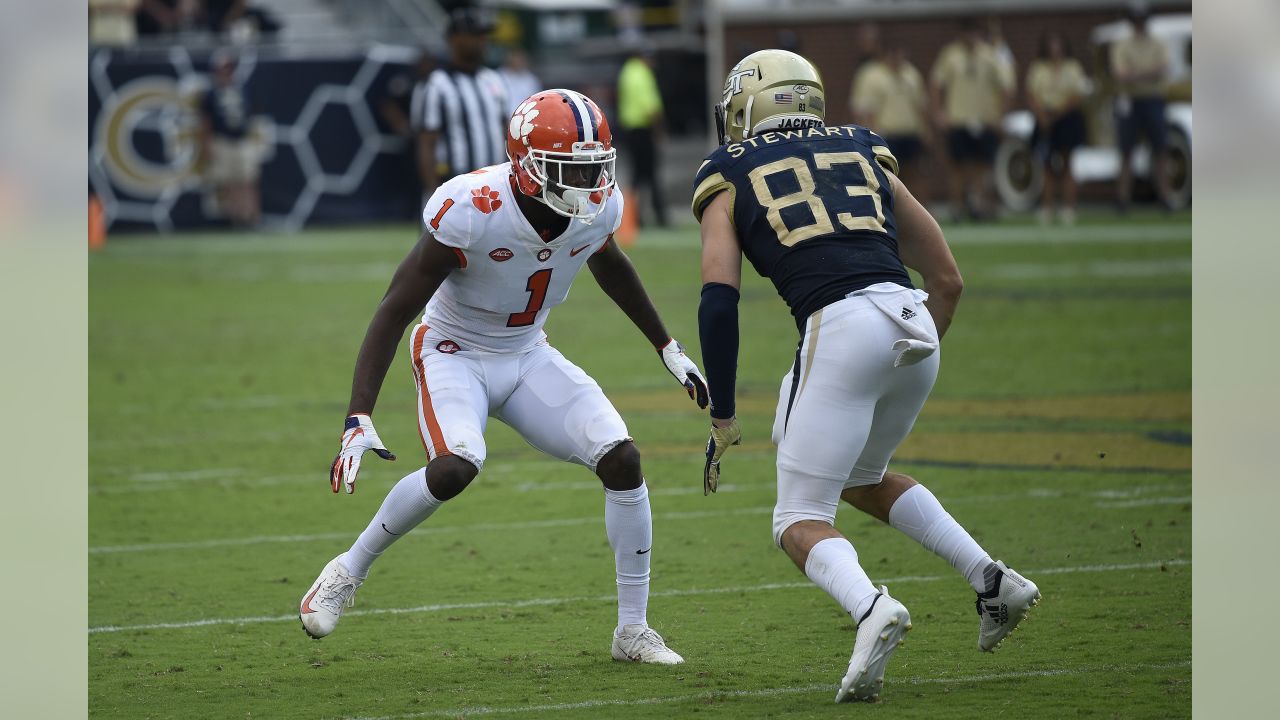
1033, 110, 1086, 158
208, 138, 259, 183
770, 283, 940, 545
946, 126, 998, 163
882, 134, 924, 166
407, 323, 631, 472
1116, 96, 1168, 154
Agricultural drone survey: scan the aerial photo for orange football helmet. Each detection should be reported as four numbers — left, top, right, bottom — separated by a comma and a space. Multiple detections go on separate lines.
507, 89, 616, 223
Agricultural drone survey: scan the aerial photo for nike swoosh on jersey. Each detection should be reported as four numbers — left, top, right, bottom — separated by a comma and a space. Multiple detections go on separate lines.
569, 244, 592, 256
636, 547, 651, 555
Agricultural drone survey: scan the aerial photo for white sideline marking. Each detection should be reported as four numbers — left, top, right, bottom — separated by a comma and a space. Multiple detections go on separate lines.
88, 507, 773, 554
87, 559, 1189, 634
347, 660, 1192, 720
1096, 496, 1192, 508
89, 482, 1189, 554
129, 468, 243, 483
988, 257, 1191, 280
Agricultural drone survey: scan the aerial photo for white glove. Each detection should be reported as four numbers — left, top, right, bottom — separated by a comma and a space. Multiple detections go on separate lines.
658, 339, 709, 408
703, 417, 742, 495
330, 414, 396, 494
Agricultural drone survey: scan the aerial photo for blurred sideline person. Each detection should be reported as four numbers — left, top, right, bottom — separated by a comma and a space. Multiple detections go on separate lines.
851, 46, 930, 190
300, 90, 708, 666
1027, 31, 1088, 225
200, 51, 260, 227
90, 0, 140, 47
1111, 7, 1171, 211
693, 50, 1040, 702
411, 7, 509, 218
930, 18, 1014, 221
498, 48, 542, 116
617, 47, 668, 227
379, 50, 437, 217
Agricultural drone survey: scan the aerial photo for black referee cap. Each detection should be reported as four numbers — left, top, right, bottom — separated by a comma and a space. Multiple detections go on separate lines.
447, 6, 495, 36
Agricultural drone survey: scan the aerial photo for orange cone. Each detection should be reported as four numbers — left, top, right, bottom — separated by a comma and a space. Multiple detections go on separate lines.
616, 185, 639, 248
89, 194, 107, 250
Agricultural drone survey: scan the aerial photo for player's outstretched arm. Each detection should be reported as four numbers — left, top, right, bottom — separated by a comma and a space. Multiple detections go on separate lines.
587, 238, 709, 408
696, 192, 744, 494
330, 233, 459, 494
891, 174, 964, 340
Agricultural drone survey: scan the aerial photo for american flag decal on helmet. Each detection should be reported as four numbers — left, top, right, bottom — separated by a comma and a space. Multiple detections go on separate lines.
774, 92, 794, 103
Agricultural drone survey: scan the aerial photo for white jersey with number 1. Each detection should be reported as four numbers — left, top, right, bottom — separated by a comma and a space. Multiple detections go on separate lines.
420, 163, 624, 354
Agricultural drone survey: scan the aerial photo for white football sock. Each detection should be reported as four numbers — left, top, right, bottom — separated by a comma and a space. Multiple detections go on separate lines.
604, 483, 651, 629
888, 484, 992, 592
342, 467, 443, 578
805, 537, 880, 621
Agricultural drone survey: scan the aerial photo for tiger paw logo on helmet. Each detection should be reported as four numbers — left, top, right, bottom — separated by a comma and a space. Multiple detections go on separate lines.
509, 100, 540, 144
471, 186, 502, 213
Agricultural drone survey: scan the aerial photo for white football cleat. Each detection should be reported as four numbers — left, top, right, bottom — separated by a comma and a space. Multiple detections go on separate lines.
836, 586, 911, 703
611, 624, 684, 665
299, 555, 364, 639
975, 560, 1041, 652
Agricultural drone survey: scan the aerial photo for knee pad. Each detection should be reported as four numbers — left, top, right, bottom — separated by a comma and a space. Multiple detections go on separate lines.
772, 506, 836, 549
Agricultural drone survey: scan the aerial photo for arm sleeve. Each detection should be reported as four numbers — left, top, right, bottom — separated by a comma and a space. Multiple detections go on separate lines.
698, 282, 741, 420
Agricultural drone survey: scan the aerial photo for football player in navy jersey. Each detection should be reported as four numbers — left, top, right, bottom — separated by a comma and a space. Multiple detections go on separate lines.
693, 50, 1041, 703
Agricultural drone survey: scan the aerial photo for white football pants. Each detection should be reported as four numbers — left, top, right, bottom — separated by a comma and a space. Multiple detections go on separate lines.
771, 283, 940, 546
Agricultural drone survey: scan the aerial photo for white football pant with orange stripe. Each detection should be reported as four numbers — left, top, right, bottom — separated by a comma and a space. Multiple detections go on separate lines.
409, 323, 631, 471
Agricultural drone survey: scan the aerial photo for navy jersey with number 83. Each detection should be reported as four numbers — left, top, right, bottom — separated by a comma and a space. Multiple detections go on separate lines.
692, 124, 912, 328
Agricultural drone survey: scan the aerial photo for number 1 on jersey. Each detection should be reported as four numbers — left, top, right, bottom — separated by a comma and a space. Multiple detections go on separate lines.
507, 269, 552, 327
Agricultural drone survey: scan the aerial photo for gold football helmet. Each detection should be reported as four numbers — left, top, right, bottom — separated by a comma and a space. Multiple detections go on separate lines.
715, 49, 826, 144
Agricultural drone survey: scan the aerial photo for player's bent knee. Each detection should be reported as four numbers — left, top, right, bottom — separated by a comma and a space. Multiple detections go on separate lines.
596, 440, 643, 492
425, 454, 479, 501
773, 508, 835, 549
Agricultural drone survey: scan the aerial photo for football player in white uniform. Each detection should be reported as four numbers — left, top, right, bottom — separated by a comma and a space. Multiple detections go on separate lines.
695, 51, 1041, 701
300, 90, 708, 666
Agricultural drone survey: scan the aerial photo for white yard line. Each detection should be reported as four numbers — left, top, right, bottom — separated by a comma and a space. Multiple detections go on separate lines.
89, 483, 1190, 555
87, 559, 1189, 634
1096, 496, 1192, 508
347, 659, 1191, 720
88, 507, 775, 554
987, 257, 1191, 280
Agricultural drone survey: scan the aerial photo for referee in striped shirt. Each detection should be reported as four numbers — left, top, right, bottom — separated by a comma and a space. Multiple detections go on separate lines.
411, 6, 510, 210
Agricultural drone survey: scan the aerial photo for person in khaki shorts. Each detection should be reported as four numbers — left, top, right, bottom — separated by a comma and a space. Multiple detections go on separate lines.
930, 18, 1014, 221
851, 46, 930, 190
1111, 7, 1171, 211
200, 51, 261, 227
1027, 31, 1089, 225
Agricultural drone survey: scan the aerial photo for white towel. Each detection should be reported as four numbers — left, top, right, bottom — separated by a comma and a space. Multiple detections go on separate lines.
859, 283, 939, 367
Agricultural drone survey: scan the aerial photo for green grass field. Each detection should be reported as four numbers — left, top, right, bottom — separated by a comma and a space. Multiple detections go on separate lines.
89, 211, 1191, 719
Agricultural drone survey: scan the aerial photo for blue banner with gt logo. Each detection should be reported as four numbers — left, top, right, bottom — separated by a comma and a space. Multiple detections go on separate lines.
89, 46, 420, 231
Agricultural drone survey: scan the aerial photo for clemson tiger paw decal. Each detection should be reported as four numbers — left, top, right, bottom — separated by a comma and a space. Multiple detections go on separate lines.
471, 186, 502, 213
510, 100, 539, 143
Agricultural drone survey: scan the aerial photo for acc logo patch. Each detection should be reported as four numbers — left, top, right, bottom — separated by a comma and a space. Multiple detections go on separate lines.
436, 340, 460, 354
793, 84, 810, 95
489, 247, 514, 262
471, 186, 502, 213
537, 248, 553, 262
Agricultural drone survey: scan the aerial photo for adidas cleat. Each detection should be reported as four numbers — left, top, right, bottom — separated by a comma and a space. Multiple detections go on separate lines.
611, 624, 684, 665
836, 586, 911, 703
975, 560, 1040, 652
299, 555, 364, 639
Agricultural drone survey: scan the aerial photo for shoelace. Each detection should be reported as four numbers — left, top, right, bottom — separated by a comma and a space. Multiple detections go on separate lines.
314, 574, 359, 614
633, 627, 667, 649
